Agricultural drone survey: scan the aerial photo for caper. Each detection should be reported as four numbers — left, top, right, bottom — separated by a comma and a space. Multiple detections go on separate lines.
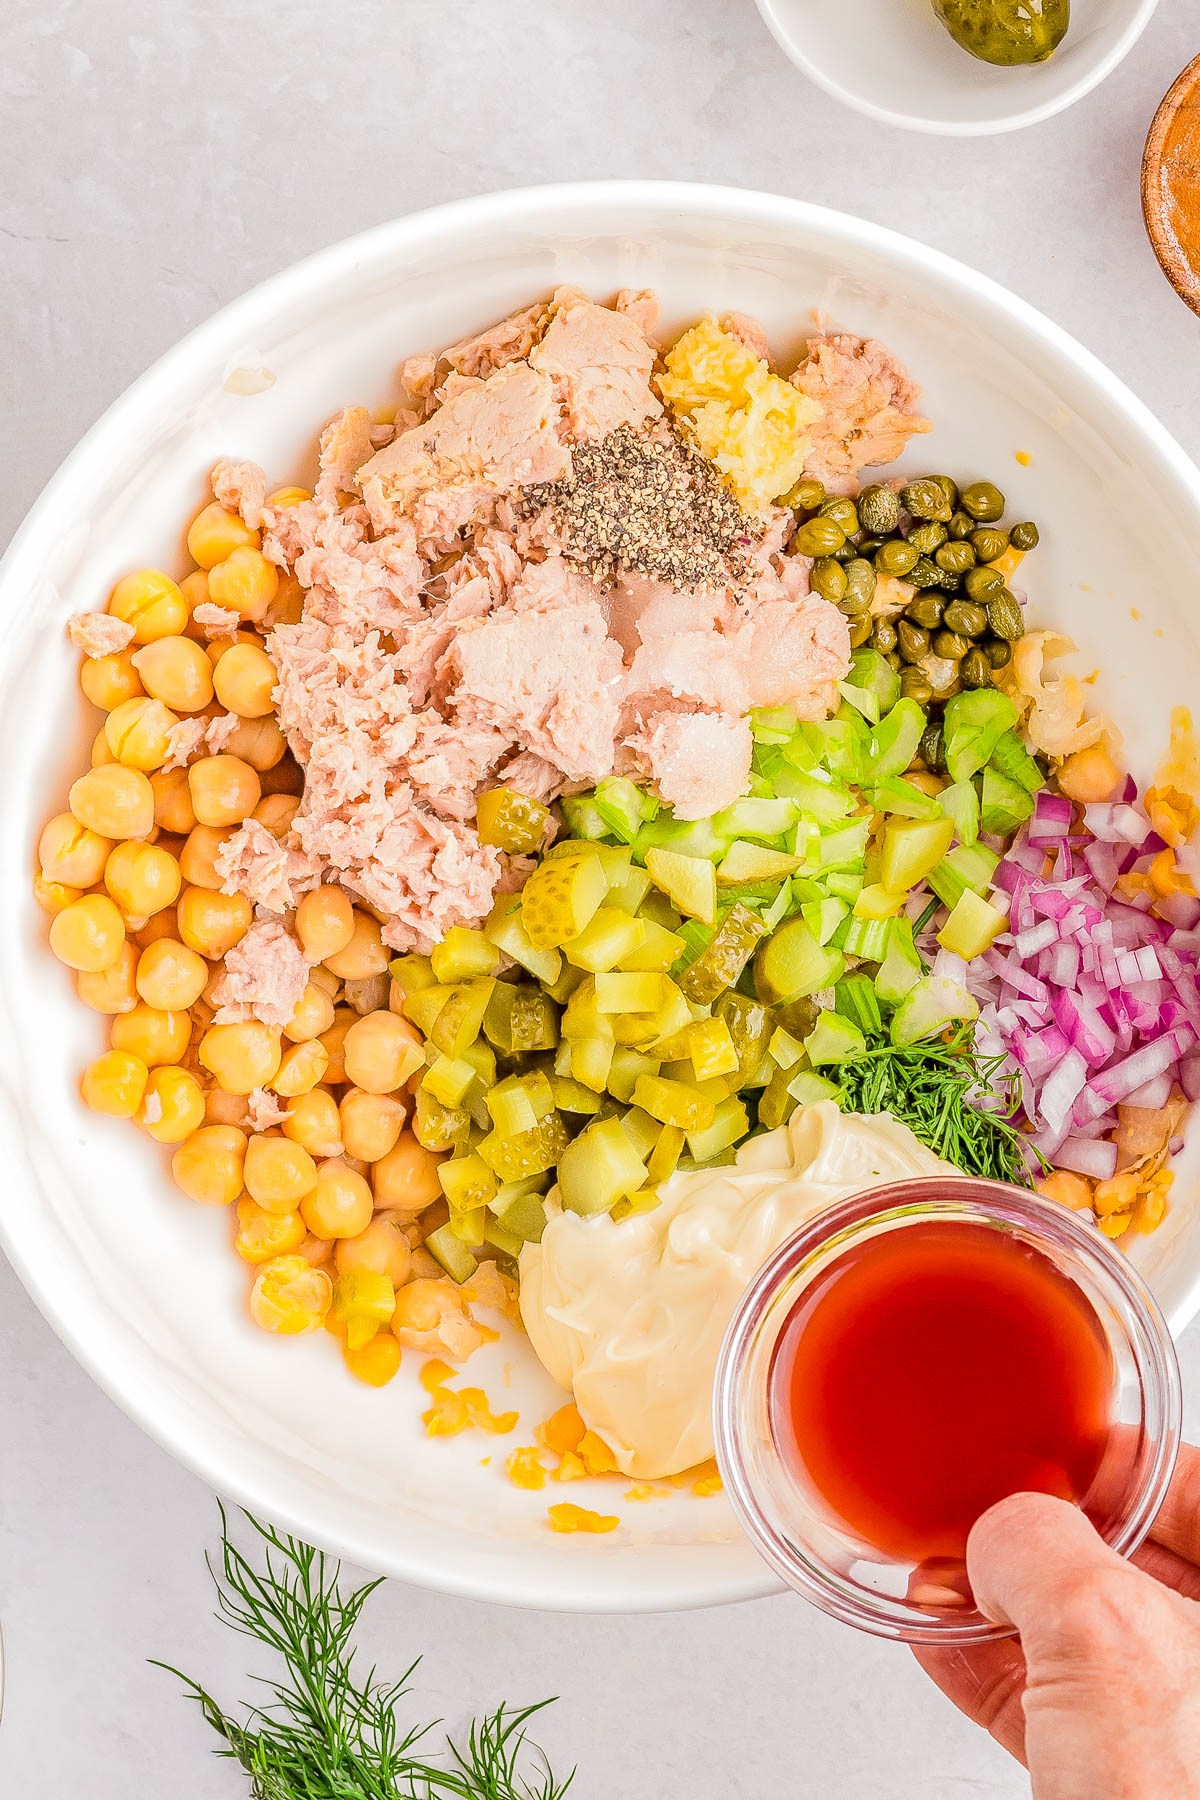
858, 484, 900, 536
812, 556, 847, 601
919, 720, 945, 770
933, 628, 970, 660
961, 480, 1005, 523
984, 637, 1013, 669
792, 478, 826, 512
875, 539, 920, 578
883, 650, 903, 672
942, 599, 989, 637
897, 620, 931, 662
901, 478, 953, 523
961, 648, 994, 689
933, 475, 959, 511
900, 668, 934, 706
907, 595, 946, 633
907, 521, 948, 554
847, 615, 873, 648
1010, 520, 1040, 552
794, 516, 847, 557
935, 540, 976, 576
872, 620, 898, 653
837, 589, 873, 617
949, 509, 976, 540
843, 557, 877, 606
819, 496, 860, 535
971, 526, 1009, 564
964, 565, 1005, 600
931, 564, 964, 592
908, 555, 941, 589
856, 536, 884, 557
985, 591, 1026, 642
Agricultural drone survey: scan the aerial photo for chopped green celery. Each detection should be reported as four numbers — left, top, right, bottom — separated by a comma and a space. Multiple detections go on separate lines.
804, 1011, 866, 1065
632, 1074, 717, 1132
801, 897, 849, 946
430, 978, 496, 1059
779, 730, 819, 772
937, 889, 1007, 958
874, 918, 923, 1005
823, 867, 865, 905
430, 926, 501, 984
837, 915, 893, 960
332, 1270, 396, 1350
990, 729, 1044, 795
716, 881, 785, 909
562, 906, 647, 973
402, 983, 452, 1038
847, 646, 902, 716
592, 775, 658, 843
758, 1068, 798, 1130
484, 894, 562, 986
879, 816, 956, 893
632, 814, 731, 865
755, 917, 845, 1004
437, 1152, 499, 1212
752, 743, 785, 783
791, 872, 826, 904
644, 848, 717, 925
482, 1217, 524, 1259
686, 1096, 750, 1161
890, 974, 980, 1047
489, 1186, 548, 1244
569, 1036, 616, 1092
673, 917, 717, 966
593, 971, 673, 1013
797, 718, 870, 785
834, 973, 883, 1036
413, 1086, 470, 1152
557, 1116, 647, 1215
605, 863, 653, 914
942, 689, 1020, 784
478, 1112, 569, 1180
938, 780, 980, 847
424, 1222, 478, 1284
761, 882, 793, 931
606, 1047, 661, 1104
482, 983, 559, 1055
774, 770, 854, 824
713, 797, 799, 842
868, 698, 927, 781
981, 767, 1036, 836
717, 841, 801, 887
422, 1054, 477, 1108
549, 1073, 603, 1115
786, 1069, 840, 1107
389, 953, 436, 995
559, 794, 610, 840
768, 1025, 806, 1069
816, 819, 871, 869
852, 883, 908, 921
870, 776, 943, 820
686, 1016, 740, 1081
927, 842, 1001, 909
750, 705, 799, 743
647, 1123, 686, 1183
677, 903, 765, 1003
837, 681, 881, 726
520, 854, 609, 950
714, 992, 774, 1081
620, 1106, 664, 1159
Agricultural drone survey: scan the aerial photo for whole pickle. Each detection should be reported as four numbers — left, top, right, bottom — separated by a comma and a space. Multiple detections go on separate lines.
933, 0, 1069, 65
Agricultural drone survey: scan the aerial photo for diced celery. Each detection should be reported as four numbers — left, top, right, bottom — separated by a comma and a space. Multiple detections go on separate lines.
560, 793, 611, 840
550, 1073, 603, 1115
644, 848, 717, 925
557, 1116, 647, 1215
837, 915, 893, 960
990, 729, 1044, 795
942, 689, 1019, 784
484, 894, 562, 986
938, 780, 980, 847
593, 776, 658, 843
889, 974, 980, 1047
569, 1036, 615, 1092
749, 705, 799, 742
879, 816, 956, 894
801, 897, 849, 946
715, 992, 774, 1081
619, 918, 686, 972
774, 769, 853, 821
632, 1075, 717, 1132
816, 819, 871, 869
632, 814, 731, 865
521, 854, 609, 950
762, 882, 793, 930
837, 680, 881, 725
768, 1025, 806, 1069
868, 698, 927, 781
833, 973, 882, 1036
425, 1223, 478, 1284
824, 867, 864, 905
438, 1152, 499, 1212
758, 1067, 798, 1130
713, 797, 799, 841
620, 1106, 664, 1159
686, 1096, 750, 1161
413, 1086, 470, 1151
804, 1012, 866, 1065
402, 983, 453, 1037
606, 862, 653, 914
606, 1047, 661, 1104
754, 917, 845, 1004
852, 883, 908, 921
422, 1054, 477, 1108
937, 889, 1007, 959
593, 971, 671, 1013
478, 1113, 569, 1180
981, 767, 1036, 836
563, 906, 647, 973
717, 841, 802, 886
786, 1069, 840, 1107
482, 1217, 524, 1259
686, 1016, 740, 1081
926, 842, 1001, 909
430, 978, 496, 1059
800, 715, 872, 784
389, 953, 436, 995
431, 926, 501, 984
847, 646, 901, 715
870, 776, 943, 820
874, 917, 923, 1005
647, 1123, 686, 1183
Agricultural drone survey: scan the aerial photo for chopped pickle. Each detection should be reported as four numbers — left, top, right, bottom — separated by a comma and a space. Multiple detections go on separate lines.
787, 1069, 840, 1107
754, 917, 844, 1003
490, 1186, 549, 1243
485, 1071, 554, 1135
389, 953, 436, 995
610, 1189, 663, 1223
448, 1205, 487, 1246
647, 1122, 686, 1183
483, 1217, 524, 1259
562, 906, 648, 973
593, 971, 673, 1013
557, 1115, 648, 1215
562, 978, 615, 1042
606, 1047, 662, 1104
413, 1085, 470, 1151
620, 1106, 664, 1159
686, 1096, 749, 1162
520, 854, 609, 950
430, 926, 501, 984
403, 983, 453, 1037
768, 1025, 806, 1069
644, 847, 717, 924
332, 1270, 396, 1351
619, 918, 686, 972
851, 883, 908, 921
879, 816, 956, 894
606, 862, 653, 914
678, 903, 766, 1003
421, 1053, 477, 1108
484, 894, 562, 986
638, 890, 685, 932
424, 1222, 478, 1283
430, 978, 497, 1058
478, 1112, 569, 1180
685, 1016, 740, 1081
550, 1074, 603, 1115
936, 888, 1006, 958
758, 1067, 798, 1130
714, 991, 774, 1080
716, 841, 801, 886
475, 785, 552, 854
482, 981, 560, 1055
438, 1152, 500, 1211
568, 1036, 616, 1092
632, 1074, 717, 1133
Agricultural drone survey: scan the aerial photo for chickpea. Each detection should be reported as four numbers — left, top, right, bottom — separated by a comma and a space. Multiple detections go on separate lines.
249, 1255, 332, 1335
281, 1088, 343, 1159
103, 696, 178, 770
151, 767, 197, 835
295, 1233, 333, 1268
198, 1020, 282, 1093
188, 754, 260, 827
213, 640, 277, 716
391, 1277, 470, 1344
80, 1048, 149, 1118
69, 765, 155, 840
49, 894, 126, 973
334, 1212, 411, 1287
339, 1089, 407, 1164
109, 569, 189, 642
135, 936, 208, 1010
251, 794, 299, 841
39, 812, 112, 887
234, 1197, 306, 1263
137, 1065, 206, 1143
173, 1124, 247, 1206
301, 1159, 374, 1240
80, 647, 143, 711
218, 714, 286, 771
318, 1006, 358, 1084
131, 635, 214, 712
342, 1010, 422, 1094
76, 940, 138, 1014
111, 1002, 191, 1066
243, 1133, 318, 1214
186, 502, 259, 570
104, 840, 181, 917
371, 1132, 445, 1215
91, 727, 117, 766
1059, 745, 1122, 805
295, 886, 354, 963
204, 1088, 252, 1129
207, 546, 278, 623
268, 486, 312, 508
178, 886, 251, 957
273, 1039, 329, 1096
323, 909, 387, 980
283, 981, 336, 1045
180, 568, 211, 611
32, 875, 82, 917
179, 823, 234, 890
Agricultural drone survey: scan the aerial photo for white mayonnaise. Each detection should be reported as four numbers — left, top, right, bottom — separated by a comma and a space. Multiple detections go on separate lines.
518, 1102, 954, 1479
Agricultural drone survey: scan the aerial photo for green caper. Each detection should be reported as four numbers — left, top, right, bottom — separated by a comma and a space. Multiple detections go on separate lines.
856, 536, 884, 557
883, 651, 903, 672
792, 478, 826, 512
837, 588, 873, 617
847, 615, 873, 649
812, 556, 847, 601
961, 648, 994, 689
1010, 520, 1040, 552
961, 480, 1006, 522
985, 591, 1026, 642
900, 668, 934, 706
906, 591, 946, 629
984, 637, 1013, 669
933, 475, 959, 511
843, 558, 877, 605
919, 720, 945, 770
819, 496, 860, 535
933, 628, 970, 661
949, 509, 976, 540
931, 564, 964, 592
970, 526, 1009, 564
907, 521, 948, 554
875, 539, 920, 578
942, 599, 988, 637
908, 556, 941, 588
794, 516, 847, 557
901, 478, 953, 523
935, 540, 976, 576
897, 620, 931, 662
964, 565, 1004, 600
857, 484, 900, 536
933, 0, 1069, 67
872, 620, 899, 653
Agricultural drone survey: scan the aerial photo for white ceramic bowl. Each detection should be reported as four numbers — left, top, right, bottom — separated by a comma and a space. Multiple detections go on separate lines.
754, 0, 1159, 136
2, 182, 1200, 1612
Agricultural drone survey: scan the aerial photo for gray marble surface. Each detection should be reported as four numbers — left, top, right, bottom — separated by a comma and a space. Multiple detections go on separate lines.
3, 2, 1200, 1795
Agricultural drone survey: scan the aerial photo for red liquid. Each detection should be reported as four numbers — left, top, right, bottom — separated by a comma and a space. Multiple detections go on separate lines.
772, 1220, 1114, 1565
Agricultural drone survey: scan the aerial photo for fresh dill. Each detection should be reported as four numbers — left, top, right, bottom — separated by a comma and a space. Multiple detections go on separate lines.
829, 1027, 1038, 1185
153, 1505, 572, 1800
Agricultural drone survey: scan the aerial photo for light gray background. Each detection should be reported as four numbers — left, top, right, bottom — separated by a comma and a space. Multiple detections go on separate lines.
3, 2, 1200, 1795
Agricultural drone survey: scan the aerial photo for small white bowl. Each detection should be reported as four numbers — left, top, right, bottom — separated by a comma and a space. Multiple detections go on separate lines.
754, 0, 1160, 136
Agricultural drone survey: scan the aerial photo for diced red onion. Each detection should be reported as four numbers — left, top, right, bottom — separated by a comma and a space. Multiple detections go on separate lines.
1054, 1137, 1119, 1180
1123, 1073, 1173, 1108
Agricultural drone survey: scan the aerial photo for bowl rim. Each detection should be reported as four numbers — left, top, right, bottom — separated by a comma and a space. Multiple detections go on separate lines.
4, 179, 1200, 1611
752, 0, 1161, 137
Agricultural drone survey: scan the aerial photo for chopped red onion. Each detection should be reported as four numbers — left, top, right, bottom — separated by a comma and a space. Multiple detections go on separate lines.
1054, 1137, 1119, 1180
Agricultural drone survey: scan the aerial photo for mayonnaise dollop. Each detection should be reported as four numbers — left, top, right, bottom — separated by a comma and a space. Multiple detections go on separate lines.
518, 1102, 955, 1480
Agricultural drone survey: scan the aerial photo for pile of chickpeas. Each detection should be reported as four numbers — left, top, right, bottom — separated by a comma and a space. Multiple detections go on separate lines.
37, 493, 476, 1387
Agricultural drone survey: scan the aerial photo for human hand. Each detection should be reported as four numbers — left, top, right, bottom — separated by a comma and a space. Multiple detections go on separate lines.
915, 1443, 1200, 1798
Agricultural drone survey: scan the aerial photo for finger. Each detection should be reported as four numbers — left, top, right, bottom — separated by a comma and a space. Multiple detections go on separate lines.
967, 1492, 1134, 1655
1148, 1441, 1200, 1566
912, 1639, 1028, 1765
1132, 1539, 1200, 1603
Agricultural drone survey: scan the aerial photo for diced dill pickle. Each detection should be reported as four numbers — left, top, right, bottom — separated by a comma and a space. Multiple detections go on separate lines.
542, 962, 585, 1005
421, 1054, 477, 1108
430, 926, 501, 984
448, 1207, 486, 1246
686, 1016, 740, 1081
520, 854, 608, 950
618, 918, 687, 972
768, 1026, 806, 1070
686, 1096, 750, 1162
678, 903, 766, 1004
562, 977, 616, 1042
606, 1048, 661, 1105
482, 1217, 522, 1258
332, 1270, 396, 1351
646, 1123, 686, 1183
593, 971, 672, 1013
632, 1075, 717, 1133
714, 991, 774, 1082
402, 983, 453, 1038
660, 1065, 734, 1106
557, 1116, 648, 1215
482, 982, 559, 1055
437, 1151, 499, 1212
413, 1086, 470, 1152
569, 1036, 616, 1093
644, 847, 717, 925
484, 894, 562, 986
485, 1081, 538, 1138
637, 889, 685, 932
475, 785, 552, 854
430, 978, 496, 1058
606, 862, 653, 914
610, 1188, 663, 1222
758, 1067, 798, 1131
490, 1186, 548, 1243
610, 1012, 664, 1050
424, 1222, 478, 1283
389, 953, 436, 995
563, 906, 647, 973
644, 986, 698, 1053
754, 918, 844, 1004
478, 1112, 569, 1180
550, 1074, 603, 1115
620, 1106, 664, 1159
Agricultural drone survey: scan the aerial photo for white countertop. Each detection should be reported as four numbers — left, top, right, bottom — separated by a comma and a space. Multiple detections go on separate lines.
3, 2, 1200, 1794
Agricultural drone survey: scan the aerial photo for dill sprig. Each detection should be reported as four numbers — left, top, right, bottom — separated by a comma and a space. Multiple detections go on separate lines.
829, 1027, 1038, 1186
153, 1504, 572, 1800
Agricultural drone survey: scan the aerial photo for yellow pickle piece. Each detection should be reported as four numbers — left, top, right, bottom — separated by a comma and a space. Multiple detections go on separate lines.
475, 786, 551, 854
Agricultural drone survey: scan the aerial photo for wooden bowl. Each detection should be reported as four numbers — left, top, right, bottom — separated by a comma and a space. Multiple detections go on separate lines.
1143, 53, 1200, 318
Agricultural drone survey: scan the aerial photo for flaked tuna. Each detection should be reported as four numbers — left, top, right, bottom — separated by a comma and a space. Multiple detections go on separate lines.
211, 916, 309, 1027
529, 297, 661, 442
214, 817, 322, 914
791, 332, 931, 485
68, 612, 135, 658
211, 458, 267, 529
632, 710, 753, 821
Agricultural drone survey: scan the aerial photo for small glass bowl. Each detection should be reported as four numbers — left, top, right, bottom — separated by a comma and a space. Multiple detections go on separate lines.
713, 1178, 1182, 1644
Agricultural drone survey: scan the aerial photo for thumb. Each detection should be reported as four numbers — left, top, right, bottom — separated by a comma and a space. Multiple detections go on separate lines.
967, 1491, 1139, 1659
